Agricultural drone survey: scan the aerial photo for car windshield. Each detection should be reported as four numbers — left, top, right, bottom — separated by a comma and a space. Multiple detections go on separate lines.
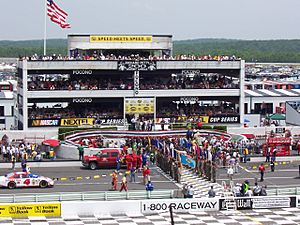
5, 173, 14, 178
28, 174, 39, 178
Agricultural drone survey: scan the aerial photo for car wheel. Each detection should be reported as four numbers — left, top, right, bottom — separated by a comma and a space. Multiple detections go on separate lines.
89, 162, 97, 170
8, 181, 16, 189
39, 180, 48, 188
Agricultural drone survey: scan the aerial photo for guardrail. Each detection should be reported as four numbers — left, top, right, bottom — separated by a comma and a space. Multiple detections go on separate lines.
267, 187, 300, 196
0, 190, 175, 203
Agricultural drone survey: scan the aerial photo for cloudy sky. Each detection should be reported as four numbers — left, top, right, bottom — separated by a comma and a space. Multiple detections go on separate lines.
1, 0, 300, 41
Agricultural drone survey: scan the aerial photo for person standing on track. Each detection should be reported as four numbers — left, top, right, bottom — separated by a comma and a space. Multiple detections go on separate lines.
119, 174, 128, 192
111, 170, 118, 191
259, 163, 265, 182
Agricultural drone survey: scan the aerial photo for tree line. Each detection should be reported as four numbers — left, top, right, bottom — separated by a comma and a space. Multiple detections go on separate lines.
1, 38, 300, 62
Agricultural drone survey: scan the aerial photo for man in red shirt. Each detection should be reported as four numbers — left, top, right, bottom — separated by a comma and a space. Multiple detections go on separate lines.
259, 163, 265, 182
143, 166, 151, 185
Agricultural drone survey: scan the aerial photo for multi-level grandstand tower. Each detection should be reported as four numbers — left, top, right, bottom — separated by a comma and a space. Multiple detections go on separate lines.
16, 34, 245, 130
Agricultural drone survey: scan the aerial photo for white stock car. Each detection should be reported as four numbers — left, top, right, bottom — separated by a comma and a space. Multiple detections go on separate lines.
0, 172, 54, 189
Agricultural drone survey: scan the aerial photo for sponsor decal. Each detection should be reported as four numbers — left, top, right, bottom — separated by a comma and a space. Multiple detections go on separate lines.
72, 98, 93, 103
60, 118, 95, 127
0, 203, 60, 217
90, 35, 152, 43
141, 199, 218, 213
72, 70, 93, 75
209, 115, 240, 124
29, 119, 60, 127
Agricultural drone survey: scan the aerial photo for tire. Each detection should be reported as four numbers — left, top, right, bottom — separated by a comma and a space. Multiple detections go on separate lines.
39, 180, 48, 188
89, 162, 97, 170
7, 181, 16, 189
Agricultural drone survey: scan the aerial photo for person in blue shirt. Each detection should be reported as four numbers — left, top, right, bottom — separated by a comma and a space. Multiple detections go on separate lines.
116, 156, 121, 172
146, 180, 154, 191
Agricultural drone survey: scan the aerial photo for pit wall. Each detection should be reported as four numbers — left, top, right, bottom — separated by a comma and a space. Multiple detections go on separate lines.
228, 126, 300, 138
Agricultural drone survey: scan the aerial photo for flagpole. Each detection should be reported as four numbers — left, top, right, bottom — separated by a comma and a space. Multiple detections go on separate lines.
43, 0, 47, 56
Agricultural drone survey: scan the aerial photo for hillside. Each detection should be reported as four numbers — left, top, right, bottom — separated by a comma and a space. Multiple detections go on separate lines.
1, 38, 300, 62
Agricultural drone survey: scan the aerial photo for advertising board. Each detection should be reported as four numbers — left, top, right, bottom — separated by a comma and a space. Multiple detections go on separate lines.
220, 197, 296, 210
0, 203, 60, 217
141, 198, 218, 213
209, 115, 240, 124
125, 98, 154, 114
28, 119, 60, 127
60, 118, 95, 127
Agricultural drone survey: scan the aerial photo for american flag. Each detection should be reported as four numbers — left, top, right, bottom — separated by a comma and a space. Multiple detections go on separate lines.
47, 0, 71, 29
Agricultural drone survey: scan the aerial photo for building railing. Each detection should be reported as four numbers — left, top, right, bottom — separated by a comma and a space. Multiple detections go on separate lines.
267, 187, 300, 196
0, 190, 175, 203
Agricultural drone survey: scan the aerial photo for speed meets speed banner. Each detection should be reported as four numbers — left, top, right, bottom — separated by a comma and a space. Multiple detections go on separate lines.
125, 98, 154, 114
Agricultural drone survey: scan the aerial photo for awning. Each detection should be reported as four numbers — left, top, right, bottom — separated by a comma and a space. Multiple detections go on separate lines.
42, 139, 60, 147
241, 134, 256, 139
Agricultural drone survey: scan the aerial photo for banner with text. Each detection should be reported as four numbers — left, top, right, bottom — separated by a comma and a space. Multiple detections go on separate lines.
220, 197, 296, 210
125, 98, 154, 114
141, 198, 218, 213
28, 119, 61, 127
209, 115, 240, 124
60, 118, 95, 127
90, 35, 152, 43
0, 203, 60, 217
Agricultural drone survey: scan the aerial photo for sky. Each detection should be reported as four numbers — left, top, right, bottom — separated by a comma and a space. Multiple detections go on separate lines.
1, 0, 300, 41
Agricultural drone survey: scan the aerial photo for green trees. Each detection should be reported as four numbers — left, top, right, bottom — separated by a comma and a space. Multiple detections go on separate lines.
0, 38, 300, 62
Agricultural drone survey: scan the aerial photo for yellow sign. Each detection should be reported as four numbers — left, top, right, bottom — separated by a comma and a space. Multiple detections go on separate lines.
125, 98, 154, 114
177, 116, 209, 123
60, 118, 95, 127
90, 35, 153, 43
0, 203, 61, 217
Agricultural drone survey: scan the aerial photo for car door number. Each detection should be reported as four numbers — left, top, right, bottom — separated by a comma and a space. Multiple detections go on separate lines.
23, 179, 30, 185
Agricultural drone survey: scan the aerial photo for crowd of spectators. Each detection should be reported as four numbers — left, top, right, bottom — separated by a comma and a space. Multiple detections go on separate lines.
20, 53, 241, 62
27, 73, 239, 91
140, 74, 239, 90
157, 104, 238, 118
28, 106, 122, 120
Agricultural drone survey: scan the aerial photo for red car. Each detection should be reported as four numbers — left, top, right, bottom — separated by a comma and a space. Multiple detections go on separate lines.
82, 148, 122, 170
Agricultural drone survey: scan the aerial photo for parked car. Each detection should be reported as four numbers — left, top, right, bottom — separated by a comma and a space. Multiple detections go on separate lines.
0, 172, 54, 189
82, 148, 123, 170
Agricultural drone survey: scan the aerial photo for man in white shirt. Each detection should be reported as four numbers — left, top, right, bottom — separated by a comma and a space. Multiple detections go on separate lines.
227, 166, 234, 181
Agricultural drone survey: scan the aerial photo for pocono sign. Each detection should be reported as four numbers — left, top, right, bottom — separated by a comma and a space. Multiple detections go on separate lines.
141, 198, 218, 213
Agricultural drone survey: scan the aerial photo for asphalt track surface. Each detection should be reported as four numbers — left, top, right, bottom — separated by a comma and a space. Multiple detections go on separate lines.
216, 159, 300, 188
0, 162, 179, 194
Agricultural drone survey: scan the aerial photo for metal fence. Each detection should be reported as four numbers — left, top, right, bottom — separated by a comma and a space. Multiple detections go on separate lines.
267, 187, 300, 196
0, 190, 175, 203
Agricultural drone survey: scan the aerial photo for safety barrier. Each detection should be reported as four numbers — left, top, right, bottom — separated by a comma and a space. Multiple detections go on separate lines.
0, 189, 174, 203
267, 187, 300, 196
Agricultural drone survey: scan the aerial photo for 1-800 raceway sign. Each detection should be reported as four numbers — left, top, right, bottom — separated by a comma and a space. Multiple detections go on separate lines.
141, 199, 218, 213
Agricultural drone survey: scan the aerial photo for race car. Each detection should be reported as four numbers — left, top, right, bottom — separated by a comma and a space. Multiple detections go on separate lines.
0, 172, 54, 189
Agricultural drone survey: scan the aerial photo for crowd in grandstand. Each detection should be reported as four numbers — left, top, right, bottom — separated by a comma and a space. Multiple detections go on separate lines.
28, 103, 237, 122
20, 53, 241, 61
28, 106, 123, 120
27, 74, 239, 91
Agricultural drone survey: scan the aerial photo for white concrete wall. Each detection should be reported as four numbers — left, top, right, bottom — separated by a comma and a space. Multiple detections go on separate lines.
0, 130, 57, 143
61, 198, 219, 216
228, 126, 300, 137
